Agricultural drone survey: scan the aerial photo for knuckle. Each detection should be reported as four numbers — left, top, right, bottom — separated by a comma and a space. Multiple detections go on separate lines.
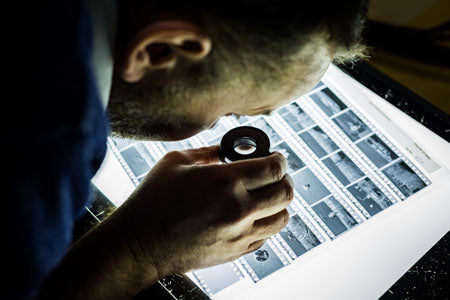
272, 152, 288, 174
248, 240, 265, 252
280, 209, 290, 227
236, 201, 251, 221
283, 176, 294, 203
270, 211, 289, 234
226, 196, 250, 223
206, 167, 239, 192
163, 150, 185, 161
268, 158, 283, 182
219, 171, 241, 192
207, 168, 251, 223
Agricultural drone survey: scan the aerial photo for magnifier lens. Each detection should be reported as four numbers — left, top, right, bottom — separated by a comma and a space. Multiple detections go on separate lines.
233, 137, 257, 155
220, 126, 270, 163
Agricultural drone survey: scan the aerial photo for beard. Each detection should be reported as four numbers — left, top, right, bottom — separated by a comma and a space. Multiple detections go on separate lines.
108, 109, 204, 141
107, 77, 207, 141
107, 59, 224, 141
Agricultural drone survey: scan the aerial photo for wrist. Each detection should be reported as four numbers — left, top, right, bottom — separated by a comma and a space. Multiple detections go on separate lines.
112, 205, 173, 288
104, 209, 163, 293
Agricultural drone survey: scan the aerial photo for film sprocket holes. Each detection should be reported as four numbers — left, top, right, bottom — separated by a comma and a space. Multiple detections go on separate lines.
219, 126, 271, 163
106, 74, 434, 296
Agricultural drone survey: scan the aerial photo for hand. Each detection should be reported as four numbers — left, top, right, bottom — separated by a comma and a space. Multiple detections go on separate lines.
36, 145, 293, 299
116, 145, 294, 280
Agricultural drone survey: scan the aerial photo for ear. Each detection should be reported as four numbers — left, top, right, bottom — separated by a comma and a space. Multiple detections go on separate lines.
120, 20, 212, 82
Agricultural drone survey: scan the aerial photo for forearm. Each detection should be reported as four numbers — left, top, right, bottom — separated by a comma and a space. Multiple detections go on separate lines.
36, 212, 160, 300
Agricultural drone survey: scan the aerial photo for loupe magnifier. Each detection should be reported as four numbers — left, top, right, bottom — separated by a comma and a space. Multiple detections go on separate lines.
219, 126, 271, 163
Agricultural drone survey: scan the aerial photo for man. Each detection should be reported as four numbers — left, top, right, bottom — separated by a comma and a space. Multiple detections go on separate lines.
14, 0, 368, 299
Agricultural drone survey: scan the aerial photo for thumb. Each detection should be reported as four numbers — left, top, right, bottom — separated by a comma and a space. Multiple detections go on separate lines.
180, 145, 221, 165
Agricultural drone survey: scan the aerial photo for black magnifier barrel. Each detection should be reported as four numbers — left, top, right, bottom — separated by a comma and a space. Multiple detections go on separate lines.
219, 126, 271, 163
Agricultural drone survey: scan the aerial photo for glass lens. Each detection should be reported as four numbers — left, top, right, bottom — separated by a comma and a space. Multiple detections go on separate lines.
233, 137, 257, 155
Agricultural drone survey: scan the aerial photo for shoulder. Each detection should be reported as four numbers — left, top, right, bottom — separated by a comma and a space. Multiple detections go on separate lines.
8, 1, 109, 298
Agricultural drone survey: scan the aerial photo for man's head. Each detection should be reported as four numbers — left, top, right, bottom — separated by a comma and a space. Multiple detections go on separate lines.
109, 0, 369, 141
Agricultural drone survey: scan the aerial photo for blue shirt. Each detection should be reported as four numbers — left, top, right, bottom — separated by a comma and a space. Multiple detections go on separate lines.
7, 1, 108, 298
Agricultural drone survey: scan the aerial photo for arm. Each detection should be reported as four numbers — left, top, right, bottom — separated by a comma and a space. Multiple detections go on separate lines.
37, 145, 293, 299
36, 208, 158, 299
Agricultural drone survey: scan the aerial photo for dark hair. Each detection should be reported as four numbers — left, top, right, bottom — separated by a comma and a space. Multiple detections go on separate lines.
119, 0, 369, 64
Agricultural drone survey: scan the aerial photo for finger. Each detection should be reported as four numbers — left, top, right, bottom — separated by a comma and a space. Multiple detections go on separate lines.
166, 145, 221, 165
242, 239, 266, 255
183, 145, 222, 164
249, 209, 289, 241
247, 174, 294, 219
228, 152, 288, 191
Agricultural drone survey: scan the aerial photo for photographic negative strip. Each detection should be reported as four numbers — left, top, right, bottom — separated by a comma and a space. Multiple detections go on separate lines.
207, 135, 222, 146
119, 144, 154, 178
236, 115, 250, 125
312, 197, 357, 237
292, 168, 330, 205
382, 161, 426, 197
279, 214, 321, 257
194, 262, 243, 295
322, 151, 365, 186
347, 178, 393, 216
299, 126, 339, 158
272, 142, 306, 174
286, 204, 296, 216
333, 110, 372, 142
111, 136, 136, 151
249, 118, 282, 145
100, 69, 439, 299
242, 242, 284, 280
104, 75, 436, 297
162, 140, 193, 152
356, 135, 398, 168
310, 88, 347, 117
277, 102, 315, 132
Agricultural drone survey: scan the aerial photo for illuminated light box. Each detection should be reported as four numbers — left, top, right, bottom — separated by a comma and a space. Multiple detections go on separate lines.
93, 65, 450, 300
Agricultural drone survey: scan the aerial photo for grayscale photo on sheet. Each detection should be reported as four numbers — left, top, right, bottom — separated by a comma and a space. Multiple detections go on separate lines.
104, 77, 431, 297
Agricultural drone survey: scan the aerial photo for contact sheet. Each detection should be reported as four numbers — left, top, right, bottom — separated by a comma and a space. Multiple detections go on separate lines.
106, 77, 432, 297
